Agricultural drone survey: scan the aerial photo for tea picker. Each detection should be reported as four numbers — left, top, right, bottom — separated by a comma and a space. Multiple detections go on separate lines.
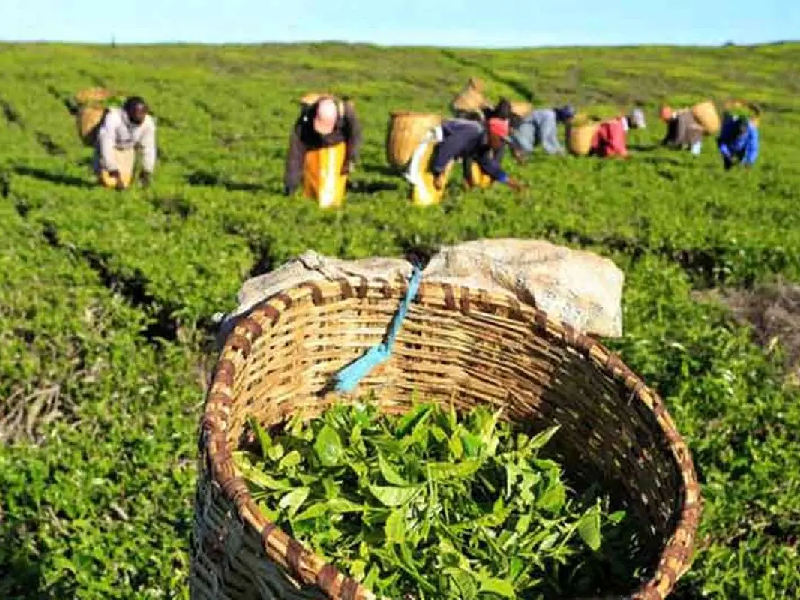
74, 89, 157, 190
508, 104, 576, 159
283, 94, 363, 208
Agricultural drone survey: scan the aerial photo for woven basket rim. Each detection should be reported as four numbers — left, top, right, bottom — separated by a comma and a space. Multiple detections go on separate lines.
388, 111, 442, 118
199, 276, 702, 600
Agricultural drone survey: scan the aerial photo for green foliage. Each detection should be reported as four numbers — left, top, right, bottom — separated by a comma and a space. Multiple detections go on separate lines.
0, 41, 799, 599
237, 402, 640, 599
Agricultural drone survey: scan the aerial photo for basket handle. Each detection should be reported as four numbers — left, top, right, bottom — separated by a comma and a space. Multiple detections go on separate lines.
331, 265, 423, 393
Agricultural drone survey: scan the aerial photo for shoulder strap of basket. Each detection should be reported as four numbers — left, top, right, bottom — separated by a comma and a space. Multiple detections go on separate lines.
331, 265, 423, 393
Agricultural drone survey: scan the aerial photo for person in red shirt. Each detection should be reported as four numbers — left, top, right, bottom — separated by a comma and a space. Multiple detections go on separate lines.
590, 108, 646, 158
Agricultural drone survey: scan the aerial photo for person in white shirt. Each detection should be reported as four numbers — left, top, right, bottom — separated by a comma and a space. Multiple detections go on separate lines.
94, 96, 156, 189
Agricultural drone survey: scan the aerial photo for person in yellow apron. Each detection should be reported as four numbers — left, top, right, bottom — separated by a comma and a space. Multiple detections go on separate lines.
283, 96, 363, 208
405, 114, 525, 206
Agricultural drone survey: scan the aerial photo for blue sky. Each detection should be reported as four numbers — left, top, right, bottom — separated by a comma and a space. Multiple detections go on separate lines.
1, 0, 797, 48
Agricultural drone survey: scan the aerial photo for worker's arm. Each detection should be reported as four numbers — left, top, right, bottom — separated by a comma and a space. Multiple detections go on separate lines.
717, 137, 732, 159
138, 117, 157, 173
717, 116, 734, 158
743, 128, 759, 166
475, 150, 525, 189
96, 110, 122, 172
342, 102, 362, 166
283, 124, 307, 194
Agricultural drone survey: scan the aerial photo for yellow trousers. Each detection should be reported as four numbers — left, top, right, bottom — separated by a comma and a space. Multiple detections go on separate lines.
302, 142, 347, 208
467, 161, 493, 188
97, 147, 135, 189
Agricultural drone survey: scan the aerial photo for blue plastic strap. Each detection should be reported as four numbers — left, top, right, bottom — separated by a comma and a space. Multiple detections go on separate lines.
332, 265, 423, 393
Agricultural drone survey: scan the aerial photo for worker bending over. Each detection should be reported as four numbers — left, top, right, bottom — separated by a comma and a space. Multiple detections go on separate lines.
94, 96, 156, 190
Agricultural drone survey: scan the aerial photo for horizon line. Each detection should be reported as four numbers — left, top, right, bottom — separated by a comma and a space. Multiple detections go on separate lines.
1, 38, 799, 50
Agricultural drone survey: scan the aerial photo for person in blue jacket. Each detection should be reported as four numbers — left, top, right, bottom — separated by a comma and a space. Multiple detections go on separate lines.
717, 113, 759, 170
430, 112, 525, 192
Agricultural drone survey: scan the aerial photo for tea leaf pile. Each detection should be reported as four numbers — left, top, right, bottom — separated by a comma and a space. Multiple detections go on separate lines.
236, 402, 641, 599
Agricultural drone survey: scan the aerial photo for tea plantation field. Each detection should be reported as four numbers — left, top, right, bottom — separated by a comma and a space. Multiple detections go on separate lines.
1, 41, 799, 598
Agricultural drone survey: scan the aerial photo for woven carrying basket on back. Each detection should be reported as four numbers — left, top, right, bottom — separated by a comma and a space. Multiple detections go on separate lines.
510, 101, 533, 118
451, 77, 491, 116
74, 87, 113, 146
385, 112, 443, 170
191, 277, 702, 600
691, 101, 720, 135
567, 114, 603, 156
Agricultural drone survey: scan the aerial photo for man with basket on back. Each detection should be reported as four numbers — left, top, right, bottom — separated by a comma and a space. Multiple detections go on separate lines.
93, 96, 157, 190
659, 105, 705, 155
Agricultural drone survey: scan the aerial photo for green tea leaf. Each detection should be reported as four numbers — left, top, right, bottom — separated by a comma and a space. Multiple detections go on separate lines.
314, 424, 344, 467
327, 498, 364, 513
609, 510, 627, 524
378, 453, 409, 486
395, 403, 432, 437
478, 576, 516, 597
247, 416, 273, 458
369, 485, 420, 507
445, 567, 478, 600
528, 425, 560, 451
537, 480, 566, 513
461, 431, 482, 457
294, 502, 329, 522
428, 459, 482, 481
267, 443, 284, 462
384, 509, 406, 543
577, 506, 602, 551
278, 487, 310, 517
278, 450, 302, 470
237, 462, 292, 492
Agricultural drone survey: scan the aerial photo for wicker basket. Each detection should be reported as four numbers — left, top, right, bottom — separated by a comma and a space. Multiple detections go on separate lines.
510, 101, 533, 118
191, 277, 702, 600
451, 77, 491, 115
691, 101, 721, 135
567, 114, 602, 156
75, 87, 113, 146
385, 112, 443, 170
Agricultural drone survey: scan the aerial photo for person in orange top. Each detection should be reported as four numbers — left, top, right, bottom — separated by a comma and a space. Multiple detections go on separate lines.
590, 108, 646, 158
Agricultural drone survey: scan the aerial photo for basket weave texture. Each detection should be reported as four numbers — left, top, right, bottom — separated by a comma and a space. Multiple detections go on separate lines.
567, 115, 602, 156
75, 87, 113, 146
385, 112, 443, 170
191, 277, 702, 600
451, 77, 491, 114
510, 101, 533, 118
691, 101, 721, 135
